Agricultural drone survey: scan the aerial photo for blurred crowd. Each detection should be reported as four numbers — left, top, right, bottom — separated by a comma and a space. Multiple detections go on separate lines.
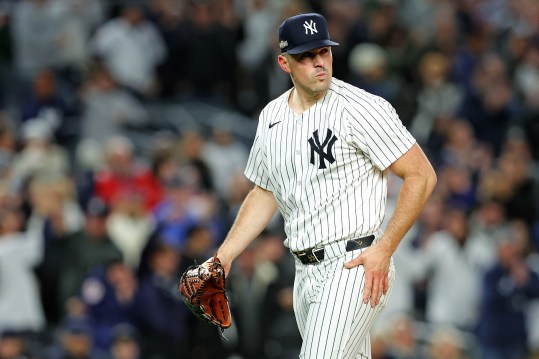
0, 0, 538, 359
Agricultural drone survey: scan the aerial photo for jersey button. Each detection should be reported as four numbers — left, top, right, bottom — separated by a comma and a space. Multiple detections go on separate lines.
295, 150, 300, 155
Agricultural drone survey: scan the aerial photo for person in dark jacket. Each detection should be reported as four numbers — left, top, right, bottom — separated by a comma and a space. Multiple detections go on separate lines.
20, 69, 79, 150
79, 261, 138, 353
476, 227, 539, 359
59, 197, 123, 313
133, 242, 190, 359
44, 319, 108, 359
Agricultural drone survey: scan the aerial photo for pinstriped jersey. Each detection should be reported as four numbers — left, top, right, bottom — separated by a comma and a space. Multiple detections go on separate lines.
244, 78, 416, 252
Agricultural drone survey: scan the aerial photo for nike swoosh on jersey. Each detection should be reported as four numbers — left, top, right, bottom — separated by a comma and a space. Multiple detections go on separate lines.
269, 121, 281, 129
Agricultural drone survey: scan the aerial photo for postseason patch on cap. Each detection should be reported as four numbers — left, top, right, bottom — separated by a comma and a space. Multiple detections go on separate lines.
278, 13, 339, 55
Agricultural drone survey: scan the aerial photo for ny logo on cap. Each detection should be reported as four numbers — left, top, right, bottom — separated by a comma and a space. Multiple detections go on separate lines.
303, 20, 318, 35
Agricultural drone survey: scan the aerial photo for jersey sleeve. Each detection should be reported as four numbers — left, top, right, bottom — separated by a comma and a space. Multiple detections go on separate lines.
244, 111, 273, 191
346, 95, 416, 170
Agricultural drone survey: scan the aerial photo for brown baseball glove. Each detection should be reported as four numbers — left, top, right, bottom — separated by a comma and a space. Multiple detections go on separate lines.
178, 254, 231, 331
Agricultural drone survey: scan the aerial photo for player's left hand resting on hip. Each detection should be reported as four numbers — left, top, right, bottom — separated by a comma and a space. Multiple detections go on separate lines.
344, 242, 392, 307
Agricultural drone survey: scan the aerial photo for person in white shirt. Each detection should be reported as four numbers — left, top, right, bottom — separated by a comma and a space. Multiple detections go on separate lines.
0, 208, 45, 332
413, 207, 497, 329
90, 3, 166, 97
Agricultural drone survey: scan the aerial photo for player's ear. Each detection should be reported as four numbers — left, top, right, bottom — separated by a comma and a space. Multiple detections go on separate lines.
278, 53, 292, 74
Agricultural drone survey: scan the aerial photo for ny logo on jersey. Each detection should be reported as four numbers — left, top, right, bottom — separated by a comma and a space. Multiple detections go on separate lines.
303, 20, 318, 35
308, 129, 338, 169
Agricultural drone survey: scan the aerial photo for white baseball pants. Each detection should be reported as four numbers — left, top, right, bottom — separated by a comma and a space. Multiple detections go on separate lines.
293, 245, 395, 359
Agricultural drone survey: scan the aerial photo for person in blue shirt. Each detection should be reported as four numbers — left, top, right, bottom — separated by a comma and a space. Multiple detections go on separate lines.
79, 261, 138, 353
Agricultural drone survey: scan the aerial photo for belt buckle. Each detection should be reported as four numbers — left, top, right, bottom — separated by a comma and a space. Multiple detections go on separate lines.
297, 246, 323, 264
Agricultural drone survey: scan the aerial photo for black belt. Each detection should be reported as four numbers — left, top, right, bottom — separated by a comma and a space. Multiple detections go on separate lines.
292, 234, 375, 265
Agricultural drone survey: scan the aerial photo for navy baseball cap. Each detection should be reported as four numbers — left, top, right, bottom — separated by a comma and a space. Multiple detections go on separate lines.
279, 13, 339, 55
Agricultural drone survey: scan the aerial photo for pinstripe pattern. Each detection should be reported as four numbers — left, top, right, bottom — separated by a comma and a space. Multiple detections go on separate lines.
244, 77, 413, 358
244, 78, 415, 252
294, 250, 395, 358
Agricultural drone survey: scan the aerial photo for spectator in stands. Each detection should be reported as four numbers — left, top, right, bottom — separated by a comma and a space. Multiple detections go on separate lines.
177, 130, 213, 192
9, 120, 69, 193
397, 0, 439, 44
468, 199, 508, 241
384, 315, 424, 359
476, 226, 539, 359
108, 325, 140, 359
153, 161, 224, 248
458, 53, 515, 155
58, 196, 123, 313
0, 3, 13, 108
517, 40, 539, 161
90, 3, 166, 98
201, 120, 248, 202
378, 194, 445, 324
256, 232, 300, 359
152, 174, 198, 250
78, 66, 148, 164
167, 0, 241, 104
347, 42, 400, 103
79, 260, 137, 353
451, 25, 491, 93
44, 318, 106, 359
144, 0, 186, 98
437, 119, 489, 174
413, 207, 496, 331
405, 195, 446, 249
224, 168, 257, 224
416, 4, 458, 58
0, 114, 16, 179
496, 137, 538, 226
236, 0, 280, 114
528, 249, 539, 358
93, 136, 162, 212
30, 174, 85, 325
11, 0, 63, 78
228, 239, 283, 359
105, 190, 154, 270
133, 242, 189, 359
19, 69, 79, 149
0, 331, 31, 359
50, 0, 104, 82
437, 165, 476, 212
150, 143, 177, 187
410, 52, 462, 147
0, 204, 45, 333
370, 325, 392, 359
427, 326, 469, 359
178, 224, 215, 273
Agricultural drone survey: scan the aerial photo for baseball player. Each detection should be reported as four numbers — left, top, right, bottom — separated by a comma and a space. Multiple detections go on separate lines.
216, 13, 437, 358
